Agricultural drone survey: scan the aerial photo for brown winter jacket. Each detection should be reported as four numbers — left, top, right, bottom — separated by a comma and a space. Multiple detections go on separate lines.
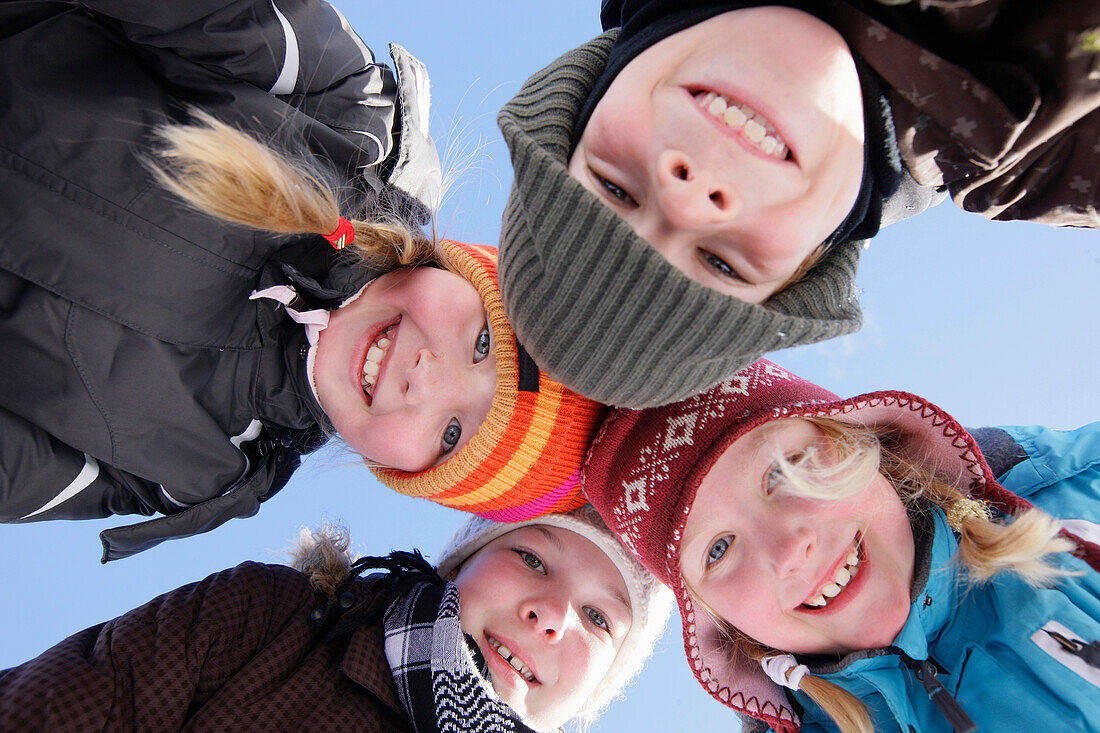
0, 562, 411, 732
838, 0, 1100, 228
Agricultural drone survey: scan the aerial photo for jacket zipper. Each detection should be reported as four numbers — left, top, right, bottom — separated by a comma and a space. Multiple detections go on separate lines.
901, 654, 977, 733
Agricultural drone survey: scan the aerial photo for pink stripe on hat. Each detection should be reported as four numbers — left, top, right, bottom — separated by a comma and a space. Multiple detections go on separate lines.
475, 471, 583, 522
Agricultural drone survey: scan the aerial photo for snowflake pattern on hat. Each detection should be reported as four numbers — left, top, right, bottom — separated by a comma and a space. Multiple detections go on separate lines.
604, 361, 796, 558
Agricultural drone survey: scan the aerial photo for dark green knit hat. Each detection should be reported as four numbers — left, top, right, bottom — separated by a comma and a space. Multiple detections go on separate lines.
497, 31, 863, 409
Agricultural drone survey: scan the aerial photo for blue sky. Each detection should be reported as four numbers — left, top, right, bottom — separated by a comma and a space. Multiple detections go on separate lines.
2, 2, 1098, 731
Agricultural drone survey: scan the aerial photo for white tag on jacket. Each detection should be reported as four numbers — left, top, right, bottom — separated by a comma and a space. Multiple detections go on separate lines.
1031, 620, 1100, 689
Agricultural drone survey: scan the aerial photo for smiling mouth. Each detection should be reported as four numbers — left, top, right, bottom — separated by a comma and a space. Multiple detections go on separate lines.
487, 635, 539, 684
801, 535, 863, 610
693, 90, 790, 161
360, 324, 396, 406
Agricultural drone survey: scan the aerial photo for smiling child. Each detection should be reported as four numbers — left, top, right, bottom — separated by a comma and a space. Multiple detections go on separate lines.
0, 507, 672, 732
495, 0, 1100, 408
0, 0, 604, 558
584, 360, 1100, 732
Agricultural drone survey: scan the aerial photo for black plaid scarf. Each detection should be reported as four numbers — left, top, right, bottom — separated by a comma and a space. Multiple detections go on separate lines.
347, 551, 539, 733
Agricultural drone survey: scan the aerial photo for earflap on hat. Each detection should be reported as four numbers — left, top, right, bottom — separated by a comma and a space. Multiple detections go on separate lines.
372, 241, 607, 521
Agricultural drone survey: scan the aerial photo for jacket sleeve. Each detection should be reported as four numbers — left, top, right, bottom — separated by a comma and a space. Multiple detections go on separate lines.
0, 406, 146, 522
75, 0, 381, 96
75, 0, 439, 219
998, 423, 1100, 523
77, 0, 417, 183
0, 562, 318, 730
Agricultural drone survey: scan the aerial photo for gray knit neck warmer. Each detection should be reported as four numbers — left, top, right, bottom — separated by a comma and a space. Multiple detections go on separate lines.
497, 31, 863, 408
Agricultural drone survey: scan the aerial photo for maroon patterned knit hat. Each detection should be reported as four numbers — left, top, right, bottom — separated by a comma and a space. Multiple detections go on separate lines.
582, 359, 1042, 732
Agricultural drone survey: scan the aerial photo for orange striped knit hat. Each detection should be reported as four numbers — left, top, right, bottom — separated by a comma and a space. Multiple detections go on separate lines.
371, 240, 607, 521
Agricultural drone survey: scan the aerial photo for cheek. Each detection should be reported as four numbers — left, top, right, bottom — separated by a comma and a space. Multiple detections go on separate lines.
549, 637, 616, 712
340, 413, 417, 467
712, 583, 772, 635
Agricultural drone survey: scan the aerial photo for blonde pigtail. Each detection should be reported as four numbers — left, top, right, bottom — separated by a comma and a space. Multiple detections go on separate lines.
723, 626, 874, 733
149, 110, 440, 272
954, 508, 1077, 586
873, 444, 1078, 586
797, 674, 873, 733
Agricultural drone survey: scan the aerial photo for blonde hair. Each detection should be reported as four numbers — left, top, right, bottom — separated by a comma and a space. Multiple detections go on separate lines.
703, 415, 1076, 733
147, 109, 444, 272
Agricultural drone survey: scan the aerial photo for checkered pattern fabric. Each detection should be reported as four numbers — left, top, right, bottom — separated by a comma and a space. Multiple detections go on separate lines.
383, 579, 536, 733
0, 562, 411, 731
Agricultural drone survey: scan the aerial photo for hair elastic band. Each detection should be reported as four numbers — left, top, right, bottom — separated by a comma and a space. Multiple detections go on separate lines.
761, 654, 809, 691
323, 217, 355, 249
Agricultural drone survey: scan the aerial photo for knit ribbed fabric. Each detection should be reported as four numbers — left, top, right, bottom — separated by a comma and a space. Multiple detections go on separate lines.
371, 241, 607, 521
435, 504, 673, 723
497, 32, 863, 409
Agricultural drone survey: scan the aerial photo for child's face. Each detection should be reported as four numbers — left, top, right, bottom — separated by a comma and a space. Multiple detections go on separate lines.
454, 525, 633, 730
568, 7, 865, 303
314, 266, 496, 472
679, 418, 913, 655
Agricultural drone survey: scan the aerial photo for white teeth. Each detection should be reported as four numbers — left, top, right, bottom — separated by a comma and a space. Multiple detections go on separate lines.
488, 638, 535, 682
361, 327, 395, 398
803, 540, 863, 610
743, 119, 766, 144
723, 105, 748, 128
695, 91, 788, 160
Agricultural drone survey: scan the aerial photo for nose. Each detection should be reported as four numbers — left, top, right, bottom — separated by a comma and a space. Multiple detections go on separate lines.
654, 150, 739, 228
404, 347, 437, 402
520, 595, 571, 641
403, 348, 455, 404
767, 522, 817, 580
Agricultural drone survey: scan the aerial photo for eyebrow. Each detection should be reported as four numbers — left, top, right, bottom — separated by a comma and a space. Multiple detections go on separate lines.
608, 585, 631, 620
533, 525, 633, 622
533, 525, 565, 552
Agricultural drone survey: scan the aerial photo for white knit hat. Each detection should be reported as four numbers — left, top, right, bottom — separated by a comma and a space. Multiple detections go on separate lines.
435, 504, 674, 723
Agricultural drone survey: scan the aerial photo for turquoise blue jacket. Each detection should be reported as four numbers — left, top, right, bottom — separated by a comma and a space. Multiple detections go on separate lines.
793, 423, 1100, 733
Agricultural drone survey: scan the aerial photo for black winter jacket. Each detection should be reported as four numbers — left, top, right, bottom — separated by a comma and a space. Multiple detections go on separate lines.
0, 0, 441, 560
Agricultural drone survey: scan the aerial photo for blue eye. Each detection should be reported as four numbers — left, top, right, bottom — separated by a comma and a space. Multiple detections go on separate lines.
517, 550, 545, 573
474, 324, 491, 363
441, 418, 462, 454
707, 535, 733, 566
586, 606, 611, 633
